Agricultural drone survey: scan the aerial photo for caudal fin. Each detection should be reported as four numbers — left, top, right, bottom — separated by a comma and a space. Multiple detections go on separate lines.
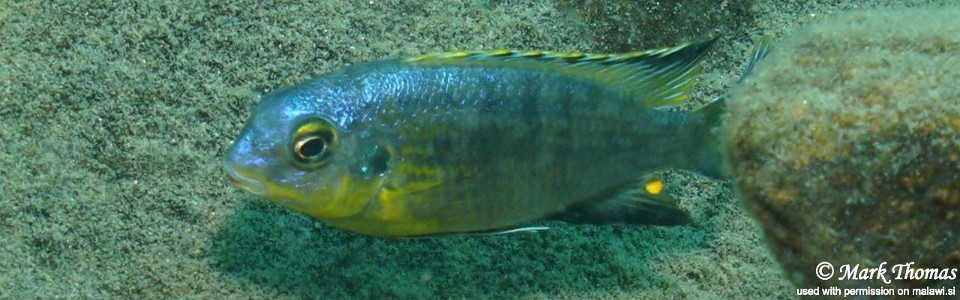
689, 37, 773, 178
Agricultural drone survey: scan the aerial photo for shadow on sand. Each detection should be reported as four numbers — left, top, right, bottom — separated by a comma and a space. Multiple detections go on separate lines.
209, 199, 683, 298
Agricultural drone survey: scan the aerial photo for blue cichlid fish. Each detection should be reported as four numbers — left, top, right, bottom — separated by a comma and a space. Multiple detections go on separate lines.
222, 37, 729, 237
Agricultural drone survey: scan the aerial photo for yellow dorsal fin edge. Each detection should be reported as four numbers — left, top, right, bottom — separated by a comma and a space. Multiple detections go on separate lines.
403, 37, 719, 108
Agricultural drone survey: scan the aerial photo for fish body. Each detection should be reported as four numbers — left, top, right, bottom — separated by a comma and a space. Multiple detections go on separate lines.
222, 38, 724, 237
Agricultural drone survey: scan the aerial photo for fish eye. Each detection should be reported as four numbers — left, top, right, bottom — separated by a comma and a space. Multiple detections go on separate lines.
291, 118, 338, 168
294, 135, 328, 160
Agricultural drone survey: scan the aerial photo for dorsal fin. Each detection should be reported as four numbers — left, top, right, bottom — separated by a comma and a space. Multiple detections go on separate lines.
402, 37, 719, 108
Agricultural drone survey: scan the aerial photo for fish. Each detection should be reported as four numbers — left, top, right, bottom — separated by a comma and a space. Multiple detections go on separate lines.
222, 37, 728, 237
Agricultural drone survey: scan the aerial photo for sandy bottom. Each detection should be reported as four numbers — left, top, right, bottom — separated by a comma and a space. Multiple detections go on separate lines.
0, 1, 947, 298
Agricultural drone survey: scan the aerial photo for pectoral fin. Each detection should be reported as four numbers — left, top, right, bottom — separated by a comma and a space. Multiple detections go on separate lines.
549, 174, 692, 226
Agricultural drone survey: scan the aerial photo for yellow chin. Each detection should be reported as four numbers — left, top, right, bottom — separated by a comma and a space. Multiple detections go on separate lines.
265, 173, 383, 219
224, 160, 381, 220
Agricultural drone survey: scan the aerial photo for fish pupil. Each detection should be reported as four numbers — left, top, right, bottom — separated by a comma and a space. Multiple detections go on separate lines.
298, 136, 326, 160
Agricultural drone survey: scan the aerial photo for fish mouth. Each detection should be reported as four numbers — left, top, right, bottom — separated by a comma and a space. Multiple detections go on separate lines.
222, 159, 267, 196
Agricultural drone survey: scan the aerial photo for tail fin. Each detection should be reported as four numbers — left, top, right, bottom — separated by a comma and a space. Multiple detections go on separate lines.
738, 36, 772, 84
690, 37, 773, 178
689, 98, 727, 178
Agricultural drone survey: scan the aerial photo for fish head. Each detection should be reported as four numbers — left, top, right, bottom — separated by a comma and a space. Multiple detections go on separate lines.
221, 79, 389, 220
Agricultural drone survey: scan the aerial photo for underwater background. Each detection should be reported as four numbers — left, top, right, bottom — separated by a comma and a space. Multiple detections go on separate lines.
0, 1, 953, 299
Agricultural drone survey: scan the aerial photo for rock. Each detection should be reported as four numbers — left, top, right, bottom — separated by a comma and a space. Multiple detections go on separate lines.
724, 7, 960, 292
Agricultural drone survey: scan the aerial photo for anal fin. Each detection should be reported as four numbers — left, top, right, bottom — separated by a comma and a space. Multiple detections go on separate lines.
549, 174, 692, 226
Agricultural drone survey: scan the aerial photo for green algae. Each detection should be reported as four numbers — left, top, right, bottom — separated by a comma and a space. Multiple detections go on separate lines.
725, 6, 960, 293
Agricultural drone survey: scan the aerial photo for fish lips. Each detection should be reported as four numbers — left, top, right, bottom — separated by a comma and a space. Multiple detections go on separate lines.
222, 158, 267, 196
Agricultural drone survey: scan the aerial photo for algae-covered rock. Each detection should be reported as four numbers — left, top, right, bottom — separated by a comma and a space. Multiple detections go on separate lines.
724, 7, 960, 293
